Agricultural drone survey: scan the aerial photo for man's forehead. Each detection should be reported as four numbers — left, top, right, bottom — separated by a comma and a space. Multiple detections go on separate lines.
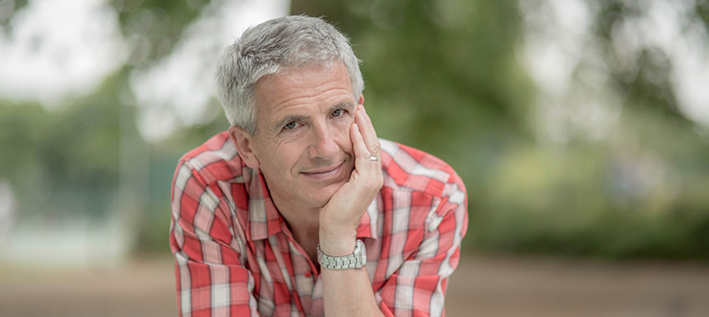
254, 62, 350, 92
252, 63, 354, 120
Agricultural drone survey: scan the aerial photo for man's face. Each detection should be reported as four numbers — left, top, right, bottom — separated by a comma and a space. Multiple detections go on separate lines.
240, 62, 359, 210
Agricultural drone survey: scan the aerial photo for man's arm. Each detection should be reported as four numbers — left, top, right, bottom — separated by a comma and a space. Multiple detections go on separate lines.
318, 105, 386, 317
170, 161, 260, 317
319, 104, 468, 316
322, 174, 468, 317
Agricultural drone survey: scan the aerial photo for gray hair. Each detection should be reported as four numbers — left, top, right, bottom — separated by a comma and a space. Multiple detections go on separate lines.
215, 15, 364, 135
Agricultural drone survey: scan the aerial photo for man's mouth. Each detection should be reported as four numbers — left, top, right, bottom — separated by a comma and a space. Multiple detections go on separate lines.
301, 161, 346, 179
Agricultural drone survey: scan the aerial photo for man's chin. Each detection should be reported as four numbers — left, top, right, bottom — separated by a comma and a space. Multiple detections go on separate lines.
310, 181, 347, 208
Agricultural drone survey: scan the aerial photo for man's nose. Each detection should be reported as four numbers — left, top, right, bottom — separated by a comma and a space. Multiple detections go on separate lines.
309, 122, 339, 159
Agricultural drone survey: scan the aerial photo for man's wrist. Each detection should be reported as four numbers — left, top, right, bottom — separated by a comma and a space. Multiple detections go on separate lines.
319, 229, 357, 256
318, 239, 366, 270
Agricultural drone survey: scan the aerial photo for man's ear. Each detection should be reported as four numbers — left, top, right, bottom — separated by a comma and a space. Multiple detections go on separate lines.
358, 95, 364, 106
228, 125, 260, 169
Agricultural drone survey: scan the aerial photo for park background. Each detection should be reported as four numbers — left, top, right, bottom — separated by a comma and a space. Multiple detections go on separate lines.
1, 0, 709, 316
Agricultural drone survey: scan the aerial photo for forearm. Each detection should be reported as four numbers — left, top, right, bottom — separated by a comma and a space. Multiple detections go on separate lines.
318, 230, 384, 317
321, 264, 384, 317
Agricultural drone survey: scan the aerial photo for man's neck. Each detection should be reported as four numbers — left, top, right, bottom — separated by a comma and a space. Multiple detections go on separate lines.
270, 192, 322, 263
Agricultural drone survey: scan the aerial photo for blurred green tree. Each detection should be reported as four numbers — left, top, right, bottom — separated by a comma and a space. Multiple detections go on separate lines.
289, 0, 709, 259
0, 70, 132, 220
1, 0, 708, 259
291, 0, 536, 218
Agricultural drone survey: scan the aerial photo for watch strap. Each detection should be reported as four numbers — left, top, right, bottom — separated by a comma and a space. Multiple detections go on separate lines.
317, 239, 366, 270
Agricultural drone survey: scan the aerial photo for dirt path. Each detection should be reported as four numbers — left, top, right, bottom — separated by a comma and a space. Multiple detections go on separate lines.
447, 255, 709, 317
2, 255, 709, 316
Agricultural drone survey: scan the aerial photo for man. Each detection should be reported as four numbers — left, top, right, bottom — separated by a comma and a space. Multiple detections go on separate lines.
170, 15, 468, 317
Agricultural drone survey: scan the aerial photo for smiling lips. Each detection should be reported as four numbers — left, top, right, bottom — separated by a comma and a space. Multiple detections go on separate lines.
301, 161, 347, 180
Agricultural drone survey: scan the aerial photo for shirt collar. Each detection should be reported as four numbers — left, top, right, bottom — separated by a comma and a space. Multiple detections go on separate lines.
245, 167, 284, 241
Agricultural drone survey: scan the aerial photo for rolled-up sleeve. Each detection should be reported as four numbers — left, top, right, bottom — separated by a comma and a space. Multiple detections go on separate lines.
376, 173, 468, 317
170, 161, 260, 317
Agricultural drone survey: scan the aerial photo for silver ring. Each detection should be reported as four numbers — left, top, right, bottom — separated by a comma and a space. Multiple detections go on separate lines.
369, 155, 379, 162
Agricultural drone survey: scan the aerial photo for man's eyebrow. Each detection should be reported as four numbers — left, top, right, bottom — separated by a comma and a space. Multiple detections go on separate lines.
331, 102, 356, 112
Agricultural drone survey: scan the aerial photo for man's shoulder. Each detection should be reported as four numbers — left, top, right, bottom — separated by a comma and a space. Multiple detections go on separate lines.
177, 131, 246, 185
380, 139, 463, 198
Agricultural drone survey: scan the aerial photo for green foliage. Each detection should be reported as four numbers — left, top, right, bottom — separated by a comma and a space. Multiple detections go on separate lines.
110, 0, 206, 64
292, 0, 535, 208
2, 0, 708, 260
290, 0, 709, 260
0, 71, 135, 220
470, 107, 709, 260
132, 202, 173, 256
0, 0, 29, 33
591, 0, 701, 124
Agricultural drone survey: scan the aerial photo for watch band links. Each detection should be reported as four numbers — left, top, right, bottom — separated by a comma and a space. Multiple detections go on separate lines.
317, 239, 366, 270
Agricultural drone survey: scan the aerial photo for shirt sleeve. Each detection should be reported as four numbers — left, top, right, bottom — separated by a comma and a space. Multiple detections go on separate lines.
170, 160, 260, 317
375, 173, 468, 317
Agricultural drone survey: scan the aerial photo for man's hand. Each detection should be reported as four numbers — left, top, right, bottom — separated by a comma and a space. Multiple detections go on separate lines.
319, 105, 383, 256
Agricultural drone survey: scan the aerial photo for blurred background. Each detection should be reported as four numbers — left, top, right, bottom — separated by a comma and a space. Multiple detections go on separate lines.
1, 0, 709, 316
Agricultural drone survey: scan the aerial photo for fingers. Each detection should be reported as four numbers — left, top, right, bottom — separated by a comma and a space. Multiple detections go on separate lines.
355, 105, 380, 159
317, 106, 383, 242
351, 105, 383, 190
361, 106, 379, 147
350, 123, 374, 173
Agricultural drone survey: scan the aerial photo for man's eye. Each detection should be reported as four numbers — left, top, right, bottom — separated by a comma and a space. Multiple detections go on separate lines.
332, 109, 344, 117
284, 122, 297, 130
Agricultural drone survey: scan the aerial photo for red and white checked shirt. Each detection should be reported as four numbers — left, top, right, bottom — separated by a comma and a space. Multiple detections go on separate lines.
170, 131, 468, 317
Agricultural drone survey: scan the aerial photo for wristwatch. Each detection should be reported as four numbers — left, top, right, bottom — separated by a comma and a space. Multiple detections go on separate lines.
317, 239, 367, 270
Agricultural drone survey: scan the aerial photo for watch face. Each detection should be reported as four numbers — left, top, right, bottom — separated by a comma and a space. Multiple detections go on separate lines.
356, 239, 366, 266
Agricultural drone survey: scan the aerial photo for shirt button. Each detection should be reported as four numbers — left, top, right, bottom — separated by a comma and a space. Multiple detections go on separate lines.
305, 272, 312, 277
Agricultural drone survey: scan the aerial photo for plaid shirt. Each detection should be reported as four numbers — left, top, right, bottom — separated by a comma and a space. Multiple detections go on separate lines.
170, 131, 468, 317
